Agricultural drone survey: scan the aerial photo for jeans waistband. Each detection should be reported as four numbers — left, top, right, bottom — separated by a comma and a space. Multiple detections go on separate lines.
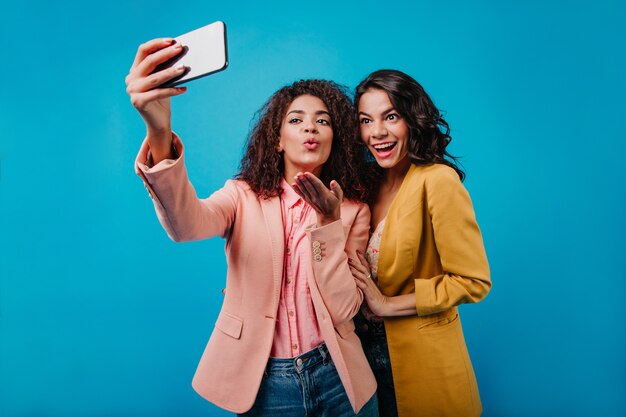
265, 344, 330, 374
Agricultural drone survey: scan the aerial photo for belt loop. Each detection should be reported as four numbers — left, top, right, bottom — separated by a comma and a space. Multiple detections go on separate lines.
318, 344, 329, 365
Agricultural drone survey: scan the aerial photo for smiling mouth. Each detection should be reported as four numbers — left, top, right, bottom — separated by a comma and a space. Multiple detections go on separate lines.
373, 142, 397, 153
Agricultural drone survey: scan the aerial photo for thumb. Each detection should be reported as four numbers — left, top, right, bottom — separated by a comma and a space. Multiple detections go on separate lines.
330, 180, 344, 201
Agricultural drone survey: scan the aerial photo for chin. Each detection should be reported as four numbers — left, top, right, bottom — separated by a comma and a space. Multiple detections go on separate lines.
374, 158, 396, 169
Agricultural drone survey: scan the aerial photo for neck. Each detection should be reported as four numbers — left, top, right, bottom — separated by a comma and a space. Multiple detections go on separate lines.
383, 157, 411, 190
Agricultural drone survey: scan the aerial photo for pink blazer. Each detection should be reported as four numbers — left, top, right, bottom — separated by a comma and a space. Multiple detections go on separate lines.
135, 136, 377, 413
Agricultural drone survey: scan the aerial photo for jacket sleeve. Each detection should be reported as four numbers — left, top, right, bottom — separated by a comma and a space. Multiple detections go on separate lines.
414, 168, 491, 316
135, 133, 238, 242
307, 203, 370, 325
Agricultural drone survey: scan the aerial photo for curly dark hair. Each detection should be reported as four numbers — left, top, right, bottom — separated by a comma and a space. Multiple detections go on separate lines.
237, 79, 372, 201
355, 69, 465, 181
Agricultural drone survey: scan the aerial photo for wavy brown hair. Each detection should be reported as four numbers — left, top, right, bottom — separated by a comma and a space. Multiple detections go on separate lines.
237, 79, 372, 201
355, 69, 465, 181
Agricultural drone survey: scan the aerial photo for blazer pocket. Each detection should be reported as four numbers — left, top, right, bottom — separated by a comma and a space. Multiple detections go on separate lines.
417, 310, 459, 332
215, 311, 243, 339
334, 320, 356, 339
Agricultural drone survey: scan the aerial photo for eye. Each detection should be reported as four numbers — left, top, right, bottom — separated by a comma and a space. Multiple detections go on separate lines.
386, 113, 400, 121
317, 118, 331, 126
288, 118, 301, 124
359, 118, 371, 124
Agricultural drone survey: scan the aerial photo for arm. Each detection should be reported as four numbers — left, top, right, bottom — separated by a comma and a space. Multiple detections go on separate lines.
350, 252, 416, 317
125, 38, 189, 164
126, 39, 238, 241
135, 134, 238, 242
352, 167, 490, 317
413, 168, 491, 316
307, 203, 369, 324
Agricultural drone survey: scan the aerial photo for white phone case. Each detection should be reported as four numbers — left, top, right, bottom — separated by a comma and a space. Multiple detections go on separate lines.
157, 21, 228, 87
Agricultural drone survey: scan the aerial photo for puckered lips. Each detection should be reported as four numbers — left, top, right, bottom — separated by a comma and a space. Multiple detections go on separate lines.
303, 137, 320, 150
371, 141, 397, 159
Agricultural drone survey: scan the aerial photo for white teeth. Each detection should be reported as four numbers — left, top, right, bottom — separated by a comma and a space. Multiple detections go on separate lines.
374, 143, 395, 150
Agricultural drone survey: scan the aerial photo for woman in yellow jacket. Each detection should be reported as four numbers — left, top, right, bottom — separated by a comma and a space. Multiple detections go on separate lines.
348, 69, 491, 417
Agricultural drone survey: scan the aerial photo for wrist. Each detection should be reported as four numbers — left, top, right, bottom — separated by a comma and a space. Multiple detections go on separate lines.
379, 296, 391, 317
316, 213, 339, 227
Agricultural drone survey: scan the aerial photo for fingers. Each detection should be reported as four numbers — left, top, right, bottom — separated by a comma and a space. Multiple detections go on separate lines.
330, 180, 344, 202
356, 250, 371, 269
348, 258, 370, 277
295, 173, 323, 202
355, 278, 368, 290
134, 42, 185, 78
129, 87, 186, 111
131, 38, 174, 70
292, 179, 319, 211
128, 64, 188, 94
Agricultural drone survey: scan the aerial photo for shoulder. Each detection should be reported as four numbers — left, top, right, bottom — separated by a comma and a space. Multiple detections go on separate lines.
408, 163, 463, 190
215, 179, 262, 205
222, 178, 257, 196
410, 163, 459, 181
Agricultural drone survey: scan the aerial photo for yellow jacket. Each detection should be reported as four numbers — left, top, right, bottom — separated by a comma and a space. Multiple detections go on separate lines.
378, 163, 491, 417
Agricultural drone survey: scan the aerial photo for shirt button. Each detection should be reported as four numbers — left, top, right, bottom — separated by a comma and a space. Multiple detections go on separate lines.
286, 247, 291, 254
288, 310, 295, 317
294, 218, 299, 224
292, 343, 298, 350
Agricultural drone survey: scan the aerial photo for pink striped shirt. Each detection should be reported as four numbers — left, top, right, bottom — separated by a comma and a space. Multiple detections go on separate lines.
270, 180, 324, 358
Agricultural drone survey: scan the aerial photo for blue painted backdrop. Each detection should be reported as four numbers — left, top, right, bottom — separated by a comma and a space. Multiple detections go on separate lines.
1, 1, 624, 416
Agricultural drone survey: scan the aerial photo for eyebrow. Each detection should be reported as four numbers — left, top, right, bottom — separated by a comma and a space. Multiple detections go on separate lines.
287, 110, 331, 117
358, 107, 396, 117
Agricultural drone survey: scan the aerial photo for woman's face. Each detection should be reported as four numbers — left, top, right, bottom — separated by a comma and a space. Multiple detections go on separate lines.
358, 88, 410, 170
278, 94, 333, 180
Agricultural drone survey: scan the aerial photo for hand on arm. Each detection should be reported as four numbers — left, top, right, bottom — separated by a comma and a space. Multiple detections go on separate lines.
349, 251, 417, 317
292, 172, 342, 227
125, 38, 188, 164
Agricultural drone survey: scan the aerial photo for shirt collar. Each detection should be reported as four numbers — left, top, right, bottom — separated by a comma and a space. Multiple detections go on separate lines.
280, 179, 302, 209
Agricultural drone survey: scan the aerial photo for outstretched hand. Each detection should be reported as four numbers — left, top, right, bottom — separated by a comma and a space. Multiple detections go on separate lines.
292, 172, 342, 226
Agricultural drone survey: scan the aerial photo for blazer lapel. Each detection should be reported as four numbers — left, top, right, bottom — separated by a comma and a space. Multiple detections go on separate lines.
260, 197, 285, 311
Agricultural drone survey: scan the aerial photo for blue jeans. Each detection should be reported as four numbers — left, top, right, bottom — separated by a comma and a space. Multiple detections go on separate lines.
239, 344, 378, 417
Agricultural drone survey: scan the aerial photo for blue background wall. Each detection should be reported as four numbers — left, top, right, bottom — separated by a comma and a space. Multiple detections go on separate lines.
1, 1, 624, 416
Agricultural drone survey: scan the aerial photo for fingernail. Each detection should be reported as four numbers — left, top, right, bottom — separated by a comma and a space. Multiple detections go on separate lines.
164, 38, 174, 43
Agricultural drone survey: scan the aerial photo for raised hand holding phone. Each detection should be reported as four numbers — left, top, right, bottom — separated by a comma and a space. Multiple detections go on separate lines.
125, 38, 188, 163
125, 21, 228, 164
156, 21, 228, 87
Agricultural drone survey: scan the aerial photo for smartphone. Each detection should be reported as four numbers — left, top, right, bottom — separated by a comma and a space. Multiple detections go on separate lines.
155, 21, 228, 88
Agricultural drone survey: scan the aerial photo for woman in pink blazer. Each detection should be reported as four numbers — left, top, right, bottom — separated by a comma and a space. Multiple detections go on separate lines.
125, 38, 378, 416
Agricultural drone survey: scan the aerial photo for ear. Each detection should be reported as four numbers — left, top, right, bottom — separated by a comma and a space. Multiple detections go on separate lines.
275, 137, 283, 153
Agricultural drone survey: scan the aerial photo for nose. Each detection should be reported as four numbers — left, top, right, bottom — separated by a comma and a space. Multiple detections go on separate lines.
371, 121, 387, 138
302, 118, 318, 134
